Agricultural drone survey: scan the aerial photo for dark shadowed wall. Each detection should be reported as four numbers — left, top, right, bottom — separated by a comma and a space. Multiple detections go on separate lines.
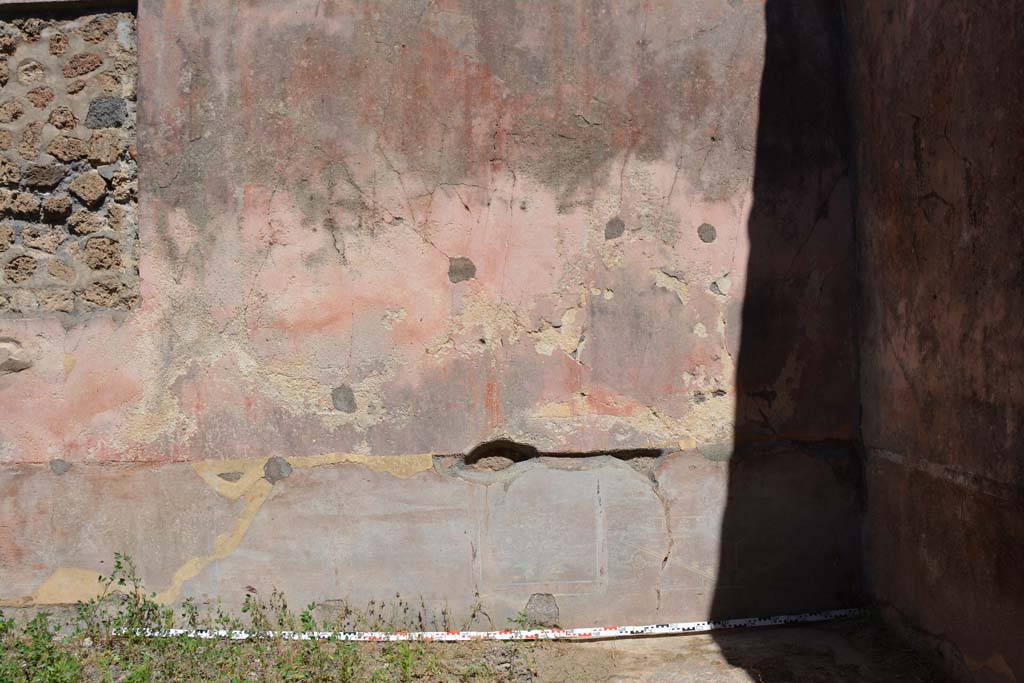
846, 2, 1024, 681
711, 0, 861, 627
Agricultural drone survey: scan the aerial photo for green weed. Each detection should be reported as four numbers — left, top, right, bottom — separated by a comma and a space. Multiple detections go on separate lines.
0, 554, 546, 682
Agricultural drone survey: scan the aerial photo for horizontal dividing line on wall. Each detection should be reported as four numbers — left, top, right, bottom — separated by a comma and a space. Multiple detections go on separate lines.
122, 608, 864, 643
868, 448, 1024, 502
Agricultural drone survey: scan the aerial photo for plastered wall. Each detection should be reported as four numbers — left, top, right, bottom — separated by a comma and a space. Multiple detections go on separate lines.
1, 0, 861, 628
846, 2, 1024, 681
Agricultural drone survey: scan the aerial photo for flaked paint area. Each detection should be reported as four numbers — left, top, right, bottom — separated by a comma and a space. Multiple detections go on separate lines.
0, 0, 855, 463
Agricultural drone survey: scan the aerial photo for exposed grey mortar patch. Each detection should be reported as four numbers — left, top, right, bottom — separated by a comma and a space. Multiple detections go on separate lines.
217, 471, 243, 482
263, 457, 292, 483
330, 384, 357, 413
49, 458, 70, 475
604, 216, 625, 239
447, 256, 476, 283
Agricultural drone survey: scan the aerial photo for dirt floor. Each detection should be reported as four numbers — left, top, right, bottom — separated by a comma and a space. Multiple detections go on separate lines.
2, 606, 958, 682
517, 619, 955, 682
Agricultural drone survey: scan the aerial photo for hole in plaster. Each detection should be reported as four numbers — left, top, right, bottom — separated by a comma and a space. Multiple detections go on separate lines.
604, 216, 625, 240
448, 256, 476, 283
464, 439, 539, 470
462, 439, 664, 472
263, 457, 292, 483
49, 458, 71, 475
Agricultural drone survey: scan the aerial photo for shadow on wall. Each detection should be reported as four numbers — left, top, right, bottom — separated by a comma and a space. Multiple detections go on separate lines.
711, 0, 862, 671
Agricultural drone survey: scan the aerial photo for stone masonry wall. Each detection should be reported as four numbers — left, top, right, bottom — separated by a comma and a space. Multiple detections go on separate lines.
0, 9, 137, 317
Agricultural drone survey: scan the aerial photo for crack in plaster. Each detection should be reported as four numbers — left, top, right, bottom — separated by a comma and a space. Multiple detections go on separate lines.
649, 472, 676, 612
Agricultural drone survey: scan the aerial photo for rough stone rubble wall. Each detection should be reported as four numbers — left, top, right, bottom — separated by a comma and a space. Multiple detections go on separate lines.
0, 10, 138, 317
846, 1, 1024, 681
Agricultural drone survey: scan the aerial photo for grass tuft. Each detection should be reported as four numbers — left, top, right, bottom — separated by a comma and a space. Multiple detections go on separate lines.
0, 555, 538, 682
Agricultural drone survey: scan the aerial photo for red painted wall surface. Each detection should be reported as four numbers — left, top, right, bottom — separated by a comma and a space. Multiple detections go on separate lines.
0, 0, 856, 461
847, 2, 1024, 680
